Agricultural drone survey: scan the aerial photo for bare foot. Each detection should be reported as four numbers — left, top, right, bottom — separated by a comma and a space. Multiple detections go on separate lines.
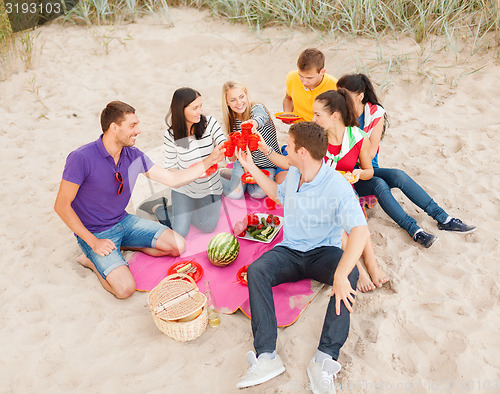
367, 266, 390, 288
76, 254, 93, 269
357, 265, 376, 293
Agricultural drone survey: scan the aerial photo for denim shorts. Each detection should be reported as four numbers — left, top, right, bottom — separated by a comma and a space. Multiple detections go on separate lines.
77, 214, 168, 279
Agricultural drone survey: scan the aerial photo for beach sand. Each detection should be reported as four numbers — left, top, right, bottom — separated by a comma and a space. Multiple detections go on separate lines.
1, 6, 499, 393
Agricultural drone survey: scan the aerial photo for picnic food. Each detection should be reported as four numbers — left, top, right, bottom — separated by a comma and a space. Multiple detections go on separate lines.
236, 213, 282, 242
167, 261, 204, 282
274, 112, 301, 124
241, 170, 270, 184
338, 171, 358, 184
207, 232, 240, 267
236, 265, 249, 285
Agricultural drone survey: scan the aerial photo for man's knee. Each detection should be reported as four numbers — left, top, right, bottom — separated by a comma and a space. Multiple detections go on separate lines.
157, 229, 186, 256
113, 281, 136, 299
106, 266, 136, 299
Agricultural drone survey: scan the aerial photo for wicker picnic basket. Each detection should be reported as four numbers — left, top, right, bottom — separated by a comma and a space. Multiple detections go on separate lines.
147, 273, 208, 342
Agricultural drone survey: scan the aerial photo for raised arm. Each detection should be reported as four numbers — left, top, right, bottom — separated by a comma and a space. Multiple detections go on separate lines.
146, 144, 225, 188
54, 180, 116, 256
235, 148, 279, 202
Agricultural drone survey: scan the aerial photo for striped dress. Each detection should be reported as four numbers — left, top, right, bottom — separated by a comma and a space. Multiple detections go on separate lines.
232, 104, 280, 169
163, 115, 227, 198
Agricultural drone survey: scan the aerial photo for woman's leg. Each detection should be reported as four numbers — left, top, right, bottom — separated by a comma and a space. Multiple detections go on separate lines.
191, 194, 222, 233
355, 176, 421, 237
221, 160, 246, 199
373, 168, 449, 224
342, 231, 389, 293
170, 190, 195, 238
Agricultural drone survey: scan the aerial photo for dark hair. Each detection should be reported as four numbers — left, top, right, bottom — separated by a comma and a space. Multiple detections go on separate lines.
166, 87, 207, 148
297, 48, 325, 72
315, 89, 359, 127
336, 73, 388, 137
337, 73, 383, 107
288, 122, 328, 161
100, 101, 135, 132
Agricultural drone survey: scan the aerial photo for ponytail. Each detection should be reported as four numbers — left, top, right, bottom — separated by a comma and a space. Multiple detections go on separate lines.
337, 73, 388, 138
315, 89, 359, 128
337, 73, 383, 108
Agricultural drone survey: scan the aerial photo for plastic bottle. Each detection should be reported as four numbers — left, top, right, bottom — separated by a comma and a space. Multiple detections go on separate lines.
204, 280, 221, 327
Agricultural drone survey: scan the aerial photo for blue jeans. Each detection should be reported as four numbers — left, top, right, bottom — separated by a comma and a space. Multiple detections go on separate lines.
247, 245, 358, 360
354, 167, 449, 237
221, 160, 276, 199
76, 214, 168, 279
158, 191, 222, 238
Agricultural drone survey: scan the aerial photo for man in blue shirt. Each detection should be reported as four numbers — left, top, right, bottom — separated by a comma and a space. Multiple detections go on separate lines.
236, 122, 369, 393
54, 101, 224, 299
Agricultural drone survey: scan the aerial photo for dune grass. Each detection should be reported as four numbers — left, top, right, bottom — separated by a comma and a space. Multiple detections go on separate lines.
1, 0, 499, 82
61, 0, 172, 25
179, 0, 500, 45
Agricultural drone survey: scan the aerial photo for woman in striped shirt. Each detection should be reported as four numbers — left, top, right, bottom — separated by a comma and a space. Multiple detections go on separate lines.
221, 81, 280, 199
155, 87, 226, 237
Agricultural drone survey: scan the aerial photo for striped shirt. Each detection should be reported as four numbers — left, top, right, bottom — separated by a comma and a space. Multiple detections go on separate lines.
164, 115, 227, 198
233, 104, 280, 169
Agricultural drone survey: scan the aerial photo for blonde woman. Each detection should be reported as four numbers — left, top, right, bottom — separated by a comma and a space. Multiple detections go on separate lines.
221, 81, 280, 199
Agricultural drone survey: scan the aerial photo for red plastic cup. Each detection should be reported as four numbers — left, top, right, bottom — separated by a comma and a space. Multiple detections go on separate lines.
241, 129, 252, 138
236, 138, 247, 150
223, 141, 235, 157
229, 132, 241, 142
264, 196, 277, 210
247, 134, 260, 151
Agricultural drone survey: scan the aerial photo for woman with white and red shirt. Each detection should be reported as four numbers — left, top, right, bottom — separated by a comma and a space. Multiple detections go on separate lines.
336, 74, 475, 247
312, 89, 388, 292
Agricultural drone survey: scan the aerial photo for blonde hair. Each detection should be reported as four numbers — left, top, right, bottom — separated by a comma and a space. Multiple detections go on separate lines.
221, 81, 253, 135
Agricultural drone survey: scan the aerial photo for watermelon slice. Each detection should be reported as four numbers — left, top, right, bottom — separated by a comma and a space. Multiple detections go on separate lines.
233, 215, 249, 237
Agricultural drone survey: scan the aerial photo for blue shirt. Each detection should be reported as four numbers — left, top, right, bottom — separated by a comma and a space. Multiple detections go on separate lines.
276, 163, 367, 251
62, 136, 154, 233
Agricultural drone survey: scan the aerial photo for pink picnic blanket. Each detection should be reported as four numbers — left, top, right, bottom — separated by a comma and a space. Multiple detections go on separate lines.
129, 195, 323, 327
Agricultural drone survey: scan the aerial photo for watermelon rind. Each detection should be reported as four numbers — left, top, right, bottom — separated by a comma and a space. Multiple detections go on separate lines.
207, 232, 239, 267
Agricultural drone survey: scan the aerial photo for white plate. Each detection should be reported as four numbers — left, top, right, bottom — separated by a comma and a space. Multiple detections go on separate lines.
236, 213, 283, 244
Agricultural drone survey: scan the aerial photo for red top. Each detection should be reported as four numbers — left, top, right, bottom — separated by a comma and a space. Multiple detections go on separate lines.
324, 139, 363, 172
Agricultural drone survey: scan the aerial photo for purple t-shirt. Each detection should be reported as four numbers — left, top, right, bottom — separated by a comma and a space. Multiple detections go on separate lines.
62, 136, 154, 233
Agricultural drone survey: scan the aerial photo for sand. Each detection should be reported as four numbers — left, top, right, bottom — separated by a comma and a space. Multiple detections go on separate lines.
1, 6, 499, 393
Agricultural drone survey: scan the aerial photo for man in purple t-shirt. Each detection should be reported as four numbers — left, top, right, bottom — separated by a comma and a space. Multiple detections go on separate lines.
55, 101, 224, 299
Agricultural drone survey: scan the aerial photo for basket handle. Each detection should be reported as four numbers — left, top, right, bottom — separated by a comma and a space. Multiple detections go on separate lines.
164, 272, 197, 287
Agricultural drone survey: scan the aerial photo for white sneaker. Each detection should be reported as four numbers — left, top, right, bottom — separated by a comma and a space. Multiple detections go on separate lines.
236, 351, 285, 389
306, 357, 341, 394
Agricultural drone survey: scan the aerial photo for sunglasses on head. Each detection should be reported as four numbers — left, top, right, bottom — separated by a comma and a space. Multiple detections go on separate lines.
115, 171, 123, 195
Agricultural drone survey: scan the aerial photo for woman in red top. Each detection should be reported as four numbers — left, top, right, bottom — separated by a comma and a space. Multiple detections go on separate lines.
313, 89, 373, 180
258, 89, 389, 292
312, 89, 388, 292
